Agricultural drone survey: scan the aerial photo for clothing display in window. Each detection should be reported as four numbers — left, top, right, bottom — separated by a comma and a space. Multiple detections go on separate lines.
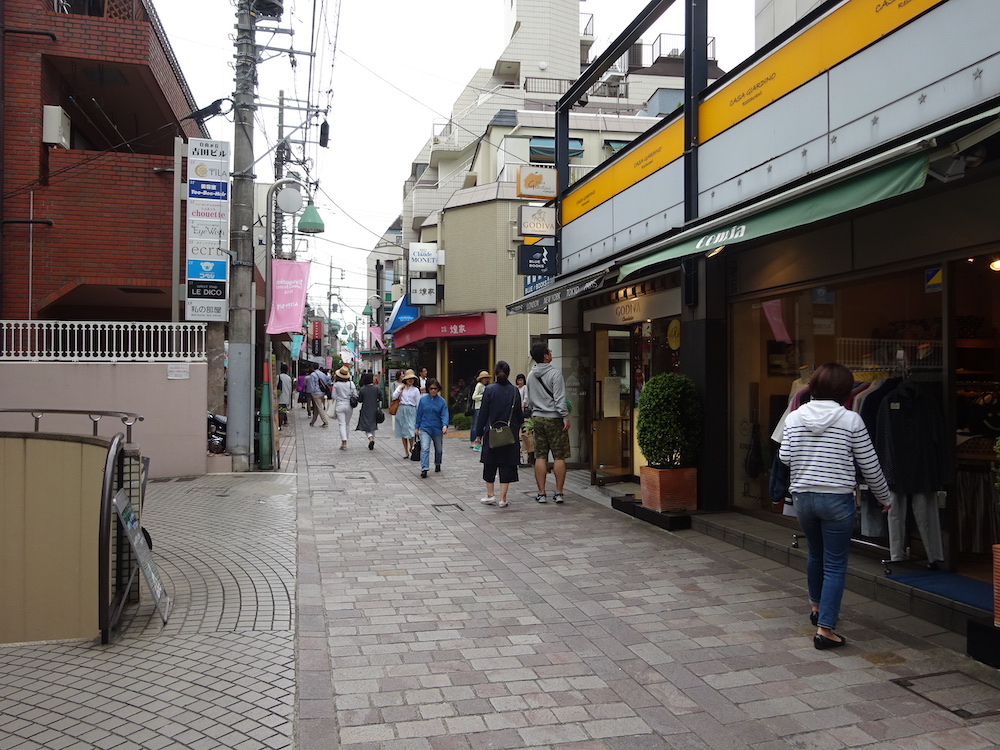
875, 380, 950, 563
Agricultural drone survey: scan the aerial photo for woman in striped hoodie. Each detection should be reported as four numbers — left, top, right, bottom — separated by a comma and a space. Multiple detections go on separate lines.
779, 362, 890, 650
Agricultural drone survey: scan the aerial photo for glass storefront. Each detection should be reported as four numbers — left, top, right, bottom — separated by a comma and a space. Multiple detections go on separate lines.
730, 256, 1000, 574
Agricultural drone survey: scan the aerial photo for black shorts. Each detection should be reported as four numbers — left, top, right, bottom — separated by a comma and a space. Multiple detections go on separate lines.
483, 463, 519, 484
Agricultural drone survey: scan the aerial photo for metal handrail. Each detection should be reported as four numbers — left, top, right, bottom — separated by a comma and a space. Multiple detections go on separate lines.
0, 409, 144, 442
98, 432, 126, 645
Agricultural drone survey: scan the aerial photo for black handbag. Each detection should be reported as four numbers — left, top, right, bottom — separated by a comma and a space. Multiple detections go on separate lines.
488, 400, 517, 448
409, 437, 421, 461
376, 409, 385, 424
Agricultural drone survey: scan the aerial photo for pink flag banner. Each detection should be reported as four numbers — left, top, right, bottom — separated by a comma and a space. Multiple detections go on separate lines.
762, 299, 792, 344
266, 259, 311, 334
369, 325, 386, 350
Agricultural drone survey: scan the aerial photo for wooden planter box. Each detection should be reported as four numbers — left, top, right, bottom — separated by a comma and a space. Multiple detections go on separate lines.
640, 466, 697, 513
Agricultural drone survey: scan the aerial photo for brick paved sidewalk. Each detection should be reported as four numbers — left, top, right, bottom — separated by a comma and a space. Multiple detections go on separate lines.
295, 414, 1000, 749
3, 406, 1000, 750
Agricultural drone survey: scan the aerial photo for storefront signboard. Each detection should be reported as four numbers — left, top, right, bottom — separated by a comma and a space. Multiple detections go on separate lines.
518, 243, 557, 276
112, 491, 170, 624
408, 243, 438, 272
185, 138, 231, 322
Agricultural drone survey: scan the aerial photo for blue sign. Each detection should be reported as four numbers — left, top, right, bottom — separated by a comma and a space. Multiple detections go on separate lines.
188, 180, 229, 200
385, 295, 419, 333
187, 259, 228, 281
523, 274, 555, 296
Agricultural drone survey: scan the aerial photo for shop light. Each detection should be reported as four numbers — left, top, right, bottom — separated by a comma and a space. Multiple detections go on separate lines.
989, 257, 1000, 272
704, 244, 726, 258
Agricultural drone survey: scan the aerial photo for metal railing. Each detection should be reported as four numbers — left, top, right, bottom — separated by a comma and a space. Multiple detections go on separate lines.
0, 409, 144, 442
0, 320, 207, 362
524, 77, 630, 99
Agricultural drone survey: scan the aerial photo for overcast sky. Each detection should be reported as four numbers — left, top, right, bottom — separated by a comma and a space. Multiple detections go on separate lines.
155, 0, 755, 319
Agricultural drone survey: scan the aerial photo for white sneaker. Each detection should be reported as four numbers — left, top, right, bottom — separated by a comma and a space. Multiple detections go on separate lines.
535, 494, 547, 503
479, 496, 496, 505
553, 494, 564, 504
497, 500, 508, 508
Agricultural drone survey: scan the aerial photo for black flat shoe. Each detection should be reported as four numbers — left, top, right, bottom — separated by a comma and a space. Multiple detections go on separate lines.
420, 470, 428, 478
369, 440, 374, 450
813, 633, 846, 650
810, 611, 819, 627
435, 465, 441, 473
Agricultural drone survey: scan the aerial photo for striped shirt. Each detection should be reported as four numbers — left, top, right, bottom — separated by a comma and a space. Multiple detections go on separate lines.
778, 400, 890, 503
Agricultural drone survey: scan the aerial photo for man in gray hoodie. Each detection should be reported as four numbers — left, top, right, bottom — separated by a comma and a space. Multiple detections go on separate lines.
525, 342, 570, 504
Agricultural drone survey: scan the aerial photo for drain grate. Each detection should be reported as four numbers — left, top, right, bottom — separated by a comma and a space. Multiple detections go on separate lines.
892, 670, 1000, 719
432, 503, 465, 512
330, 471, 374, 481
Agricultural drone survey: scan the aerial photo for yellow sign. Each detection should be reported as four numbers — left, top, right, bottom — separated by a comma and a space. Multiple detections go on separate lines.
562, 0, 948, 226
667, 319, 681, 351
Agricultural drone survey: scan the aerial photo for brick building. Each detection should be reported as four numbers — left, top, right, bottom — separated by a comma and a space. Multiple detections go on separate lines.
1, 0, 204, 321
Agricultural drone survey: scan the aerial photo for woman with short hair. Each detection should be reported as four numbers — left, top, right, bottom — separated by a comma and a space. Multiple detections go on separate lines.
779, 362, 890, 649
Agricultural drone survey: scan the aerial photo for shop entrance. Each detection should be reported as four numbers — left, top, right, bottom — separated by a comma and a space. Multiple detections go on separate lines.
591, 326, 633, 485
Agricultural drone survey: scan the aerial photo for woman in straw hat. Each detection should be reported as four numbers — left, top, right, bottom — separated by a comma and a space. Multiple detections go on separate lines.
469, 370, 491, 451
393, 369, 421, 459
331, 364, 358, 451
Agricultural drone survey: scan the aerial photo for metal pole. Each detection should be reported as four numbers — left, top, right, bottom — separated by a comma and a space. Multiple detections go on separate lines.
683, 0, 708, 223
228, 0, 257, 472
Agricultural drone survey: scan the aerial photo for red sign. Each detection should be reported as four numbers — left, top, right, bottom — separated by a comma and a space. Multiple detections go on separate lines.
393, 313, 497, 348
310, 319, 323, 339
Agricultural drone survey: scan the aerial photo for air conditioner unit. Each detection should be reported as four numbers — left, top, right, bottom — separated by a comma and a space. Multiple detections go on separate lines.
42, 106, 70, 149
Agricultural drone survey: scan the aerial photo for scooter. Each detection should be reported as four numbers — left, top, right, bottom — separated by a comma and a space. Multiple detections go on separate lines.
207, 411, 227, 454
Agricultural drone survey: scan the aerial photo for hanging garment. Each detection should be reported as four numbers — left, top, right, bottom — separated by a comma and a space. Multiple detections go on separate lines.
875, 381, 951, 493
887, 491, 944, 563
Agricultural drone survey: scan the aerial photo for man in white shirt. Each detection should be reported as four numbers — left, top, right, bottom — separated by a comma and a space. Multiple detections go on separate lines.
418, 366, 429, 394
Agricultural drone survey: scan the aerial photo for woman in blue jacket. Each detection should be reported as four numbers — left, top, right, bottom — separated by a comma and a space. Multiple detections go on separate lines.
414, 378, 449, 478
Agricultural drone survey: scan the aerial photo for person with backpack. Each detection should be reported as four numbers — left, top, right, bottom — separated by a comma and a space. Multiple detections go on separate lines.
306, 365, 331, 428
525, 342, 570, 504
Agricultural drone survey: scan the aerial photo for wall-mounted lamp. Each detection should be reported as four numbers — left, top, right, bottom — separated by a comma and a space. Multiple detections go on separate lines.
704, 244, 725, 258
989, 256, 1000, 272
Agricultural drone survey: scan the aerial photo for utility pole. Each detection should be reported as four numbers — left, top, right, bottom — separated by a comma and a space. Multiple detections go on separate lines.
228, 0, 257, 472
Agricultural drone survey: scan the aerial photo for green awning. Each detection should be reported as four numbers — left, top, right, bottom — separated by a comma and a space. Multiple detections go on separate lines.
530, 137, 583, 159
618, 152, 930, 281
604, 139, 630, 153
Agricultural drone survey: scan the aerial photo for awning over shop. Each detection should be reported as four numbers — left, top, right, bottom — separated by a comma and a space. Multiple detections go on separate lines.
393, 312, 497, 348
604, 139, 630, 153
530, 137, 583, 159
385, 295, 419, 333
617, 151, 930, 281
506, 267, 613, 315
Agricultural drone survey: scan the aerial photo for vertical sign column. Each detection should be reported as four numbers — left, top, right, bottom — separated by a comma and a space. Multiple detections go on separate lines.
185, 139, 231, 321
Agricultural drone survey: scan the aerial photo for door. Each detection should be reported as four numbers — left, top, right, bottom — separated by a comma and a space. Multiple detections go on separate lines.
535, 334, 589, 469
591, 326, 633, 485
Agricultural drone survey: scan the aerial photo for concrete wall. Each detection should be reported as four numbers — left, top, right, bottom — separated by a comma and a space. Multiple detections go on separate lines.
0, 362, 208, 478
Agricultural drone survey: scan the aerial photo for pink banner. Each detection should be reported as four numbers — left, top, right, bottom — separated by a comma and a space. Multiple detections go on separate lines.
266, 259, 311, 334
369, 325, 385, 350
762, 299, 792, 344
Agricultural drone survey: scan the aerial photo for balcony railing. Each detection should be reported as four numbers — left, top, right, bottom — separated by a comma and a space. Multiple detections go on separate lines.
524, 77, 629, 99
0, 321, 207, 362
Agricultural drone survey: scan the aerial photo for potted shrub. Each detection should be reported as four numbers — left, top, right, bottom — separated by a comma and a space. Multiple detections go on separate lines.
636, 373, 703, 512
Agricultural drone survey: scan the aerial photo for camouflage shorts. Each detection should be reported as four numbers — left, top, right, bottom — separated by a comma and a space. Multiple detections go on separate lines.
532, 416, 570, 461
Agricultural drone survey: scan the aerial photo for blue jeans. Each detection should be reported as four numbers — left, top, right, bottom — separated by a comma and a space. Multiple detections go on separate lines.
420, 430, 443, 471
469, 409, 480, 442
793, 492, 855, 630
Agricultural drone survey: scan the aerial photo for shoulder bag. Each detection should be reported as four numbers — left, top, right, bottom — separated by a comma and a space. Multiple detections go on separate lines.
488, 398, 517, 448
349, 383, 359, 409
388, 389, 401, 415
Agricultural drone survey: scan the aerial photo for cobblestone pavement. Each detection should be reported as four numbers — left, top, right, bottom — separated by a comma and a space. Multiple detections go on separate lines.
3, 406, 1000, 750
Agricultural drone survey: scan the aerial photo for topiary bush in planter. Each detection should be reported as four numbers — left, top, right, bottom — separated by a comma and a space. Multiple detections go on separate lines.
636, 373, 703, 511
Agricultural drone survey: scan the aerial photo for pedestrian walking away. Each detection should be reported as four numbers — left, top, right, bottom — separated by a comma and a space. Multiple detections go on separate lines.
331, 365, 358, 450
414, 378, 448, 478
305, 365, 330, 427
469, 369, 490, 449
475, 361, 523, 507
525, 341, 570, 503
355, 372, 382, 450
779, 362, 890, 650
392, 369, 421, 459
418, 366, 429, 394
277, 363, 293, 428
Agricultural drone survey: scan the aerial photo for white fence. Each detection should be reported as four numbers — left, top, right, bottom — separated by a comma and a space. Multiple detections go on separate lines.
0, 321, 207, 362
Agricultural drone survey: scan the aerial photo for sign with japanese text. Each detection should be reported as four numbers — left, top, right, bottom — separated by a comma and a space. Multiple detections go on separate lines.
409, 279, 437, 305
185, 138, 230, 322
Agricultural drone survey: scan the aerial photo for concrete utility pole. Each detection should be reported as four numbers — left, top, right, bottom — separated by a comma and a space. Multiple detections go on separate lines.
228, 0, 257, 472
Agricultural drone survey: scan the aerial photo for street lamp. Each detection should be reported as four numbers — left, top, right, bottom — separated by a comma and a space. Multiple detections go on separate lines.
258, 177, 324, 470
